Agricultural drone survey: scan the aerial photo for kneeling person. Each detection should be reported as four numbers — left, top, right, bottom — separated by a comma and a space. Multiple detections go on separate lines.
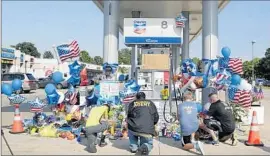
85, 104, 111, 153
179, 92, 205, 155
127, 92, 159, 155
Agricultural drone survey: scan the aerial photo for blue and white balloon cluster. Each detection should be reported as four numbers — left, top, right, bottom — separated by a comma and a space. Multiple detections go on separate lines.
44, 71, 65, 105
181, 59, 208, 91
67, 61, 82, 86
102, 63, 119, 75
119, 79, 141, 99
1, 79, 22, 96
2, 79, 26, 105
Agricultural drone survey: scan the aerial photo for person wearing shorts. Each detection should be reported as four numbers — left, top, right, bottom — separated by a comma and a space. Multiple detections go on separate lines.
178, 91, 205, 155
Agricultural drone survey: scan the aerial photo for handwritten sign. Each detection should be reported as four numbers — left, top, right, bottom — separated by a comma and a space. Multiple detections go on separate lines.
100, 81, 120, 97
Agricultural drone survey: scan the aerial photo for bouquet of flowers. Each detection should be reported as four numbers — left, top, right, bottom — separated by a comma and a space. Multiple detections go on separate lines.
230, 103, 248, 123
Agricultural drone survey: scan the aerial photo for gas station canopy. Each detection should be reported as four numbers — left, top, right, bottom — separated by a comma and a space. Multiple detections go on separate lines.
93, 0, 229, 42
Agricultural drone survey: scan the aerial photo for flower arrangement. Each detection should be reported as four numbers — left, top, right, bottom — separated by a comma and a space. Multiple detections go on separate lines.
230, 102, 248, 123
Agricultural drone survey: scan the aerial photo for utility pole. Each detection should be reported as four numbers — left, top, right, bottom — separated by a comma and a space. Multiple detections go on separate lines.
251, 40, 256, 86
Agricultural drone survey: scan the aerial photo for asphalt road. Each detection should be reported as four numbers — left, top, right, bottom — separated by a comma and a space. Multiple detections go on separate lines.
1, 89, 68, 112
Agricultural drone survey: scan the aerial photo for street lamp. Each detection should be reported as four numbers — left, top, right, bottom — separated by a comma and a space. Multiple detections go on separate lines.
251, 40, 256, 86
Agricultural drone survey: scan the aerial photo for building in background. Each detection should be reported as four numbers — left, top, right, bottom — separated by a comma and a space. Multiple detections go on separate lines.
1, 48, 16, 74
1, 47, 103, 79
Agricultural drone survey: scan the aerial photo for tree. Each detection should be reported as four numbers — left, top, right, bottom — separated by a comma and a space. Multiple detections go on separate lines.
256, 48, 270, 80
192, 57, 200, 65
15, 42, 41, 58
118, 66, 129, 74
79, 50, 94, 63
93, 56, 103, 65
118, 48, 132, 65
242, 58, 260, 80
43, 51, 54, 59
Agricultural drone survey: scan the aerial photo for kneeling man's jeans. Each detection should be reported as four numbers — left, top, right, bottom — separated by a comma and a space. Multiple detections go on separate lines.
85, 121, 109, 149
128, 131, 153, 152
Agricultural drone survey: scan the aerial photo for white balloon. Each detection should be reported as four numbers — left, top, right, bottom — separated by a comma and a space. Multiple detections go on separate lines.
238, 79, 252, 91
57, 91, 65, 104
189, 83, 197, 90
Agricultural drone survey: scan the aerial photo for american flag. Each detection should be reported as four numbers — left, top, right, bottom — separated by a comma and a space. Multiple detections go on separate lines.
176, 21, 184, 27
228, 58, 243, 74
232, 90, 252, 108
253, 87, 264, 100
215, 73, 230, 90
258, 87, 264, 99
122, 95, 136, 105
56, 40, 80, 62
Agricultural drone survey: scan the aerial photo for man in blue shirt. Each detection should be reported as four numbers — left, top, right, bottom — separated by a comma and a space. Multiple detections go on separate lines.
178, 91, 205, 155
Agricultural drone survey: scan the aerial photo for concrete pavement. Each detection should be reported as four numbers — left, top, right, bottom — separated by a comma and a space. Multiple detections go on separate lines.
1, 89, 270, 155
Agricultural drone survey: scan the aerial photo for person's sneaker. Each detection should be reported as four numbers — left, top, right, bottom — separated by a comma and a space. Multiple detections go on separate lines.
205, 140, 219, 146
130, 149, 138, 153
140, 144, 149, 155
86, 146, 97, 153
99, 141, 108, 147
195, 141, 205, 155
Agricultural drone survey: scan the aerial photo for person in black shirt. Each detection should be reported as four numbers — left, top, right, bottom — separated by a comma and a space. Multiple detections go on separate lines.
207, 93, 237, 146
127, 92, 159, 155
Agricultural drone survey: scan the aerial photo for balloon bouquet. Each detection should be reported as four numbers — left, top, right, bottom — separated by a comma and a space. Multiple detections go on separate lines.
2, 79, 26, 134
218, 47, 252, 108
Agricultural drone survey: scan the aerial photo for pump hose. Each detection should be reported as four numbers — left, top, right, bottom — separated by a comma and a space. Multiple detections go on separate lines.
163, 64, 180, 123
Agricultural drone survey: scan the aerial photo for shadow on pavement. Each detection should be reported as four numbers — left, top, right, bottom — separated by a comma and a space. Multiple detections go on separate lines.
110, 138, 130, 152
238, 139, 270, 153
157, 137, 199, 155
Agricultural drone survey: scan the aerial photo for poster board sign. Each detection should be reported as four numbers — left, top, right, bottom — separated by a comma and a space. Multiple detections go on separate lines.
141, 54, 169, 70
124, 18, 183, 45
100, 81, 120, 98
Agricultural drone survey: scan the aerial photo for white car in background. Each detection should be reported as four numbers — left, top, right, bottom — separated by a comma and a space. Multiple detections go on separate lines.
2, 73, 37, 94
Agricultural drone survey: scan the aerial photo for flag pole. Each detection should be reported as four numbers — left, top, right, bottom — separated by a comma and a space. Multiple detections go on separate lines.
52, 45, 61, 70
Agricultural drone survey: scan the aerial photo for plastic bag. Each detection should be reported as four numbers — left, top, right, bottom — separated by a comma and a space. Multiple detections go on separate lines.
39, 124, 58, 138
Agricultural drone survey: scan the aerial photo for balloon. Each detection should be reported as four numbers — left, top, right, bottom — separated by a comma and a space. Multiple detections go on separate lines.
52, 71, 63, 83
231, 74, 241, 85
12, 79, 22, 91
221, 47, 231, 58
228, 86, 238, 100
118, 74, 125, 82
238, 79, 252, 91
45, 84, 56, 95
1, 83, 12, 96
181, 59, 197, 76
47, 92, 60, 105
57, 92, 65, 104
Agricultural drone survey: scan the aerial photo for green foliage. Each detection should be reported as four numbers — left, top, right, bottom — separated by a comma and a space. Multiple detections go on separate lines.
15, 42, 41, 58
79, 50, 94, 63
118, 48, 132, 65
93, 56, 103, 65
256, 48, 270, 80
118, 66, 129, 74
43, 51, 54, 59
242, 58, 260, 80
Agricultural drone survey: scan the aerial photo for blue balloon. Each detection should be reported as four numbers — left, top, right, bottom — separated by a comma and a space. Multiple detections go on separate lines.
45, 84, 56, 95
11, 79, 22, 91
47, 92, 60, 105
118, 74, 125, 82
231, 74, 241, 85
1, 83, 12, 96
221, 47, 231, 58
52, 71, 63, 83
